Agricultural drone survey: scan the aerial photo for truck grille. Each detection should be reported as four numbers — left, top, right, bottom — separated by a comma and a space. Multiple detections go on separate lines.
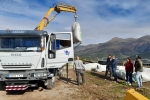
2, 65, 32, 68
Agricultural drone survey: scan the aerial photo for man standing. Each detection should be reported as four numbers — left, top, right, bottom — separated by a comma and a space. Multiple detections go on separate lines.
134, 56, 143, 88
112, 55, 118, 82
73, 56, 85, 85
105, 54, 112, 79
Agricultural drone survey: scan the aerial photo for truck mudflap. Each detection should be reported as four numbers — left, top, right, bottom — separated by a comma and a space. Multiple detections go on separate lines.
6, 85, 28, 90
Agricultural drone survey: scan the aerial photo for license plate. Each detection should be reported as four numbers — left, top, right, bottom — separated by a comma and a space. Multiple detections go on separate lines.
8, 74, 23, 77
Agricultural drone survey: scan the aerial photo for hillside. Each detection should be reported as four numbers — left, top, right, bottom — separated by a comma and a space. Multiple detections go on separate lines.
75, 35, 150, 60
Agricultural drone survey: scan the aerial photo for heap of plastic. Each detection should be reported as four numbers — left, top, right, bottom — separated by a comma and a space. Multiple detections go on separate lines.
84, 63, 150, 82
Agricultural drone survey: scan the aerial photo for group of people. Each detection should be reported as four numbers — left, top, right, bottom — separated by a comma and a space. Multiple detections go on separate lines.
105, 54, 143, 88
73, 55, 143, 88
105, 54, 118, 82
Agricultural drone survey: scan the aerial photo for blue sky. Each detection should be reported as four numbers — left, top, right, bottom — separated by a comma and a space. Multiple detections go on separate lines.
0, 0, 150, 45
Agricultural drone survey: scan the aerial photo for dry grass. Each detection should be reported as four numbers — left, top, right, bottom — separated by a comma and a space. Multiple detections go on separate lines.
70, 71, 150, 100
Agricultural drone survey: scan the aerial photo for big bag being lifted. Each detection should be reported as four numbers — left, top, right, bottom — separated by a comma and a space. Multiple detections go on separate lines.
72, 22, 82, 44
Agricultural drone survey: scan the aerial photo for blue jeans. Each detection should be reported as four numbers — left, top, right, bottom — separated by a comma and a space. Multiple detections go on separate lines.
112, 68, 117, 81
126, 71, 132, 84
135, 71, 142, 87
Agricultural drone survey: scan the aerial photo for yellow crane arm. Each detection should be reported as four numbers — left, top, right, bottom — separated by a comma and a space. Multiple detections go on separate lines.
35, 3, 77, 30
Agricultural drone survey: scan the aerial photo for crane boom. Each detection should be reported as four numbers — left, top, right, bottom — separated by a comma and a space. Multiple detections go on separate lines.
35, 3, 77, 30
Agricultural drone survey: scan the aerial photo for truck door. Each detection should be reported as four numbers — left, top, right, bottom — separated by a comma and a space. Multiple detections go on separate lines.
46, 32, 74, 68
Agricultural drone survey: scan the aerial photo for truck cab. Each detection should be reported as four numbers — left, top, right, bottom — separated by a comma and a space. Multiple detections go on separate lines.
0, 30, 74, 90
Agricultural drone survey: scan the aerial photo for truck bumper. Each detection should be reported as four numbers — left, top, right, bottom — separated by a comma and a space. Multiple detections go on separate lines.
0, 69, 53, 81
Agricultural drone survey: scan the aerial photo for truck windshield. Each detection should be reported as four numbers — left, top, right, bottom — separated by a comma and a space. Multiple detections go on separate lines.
0, 37, 41, 52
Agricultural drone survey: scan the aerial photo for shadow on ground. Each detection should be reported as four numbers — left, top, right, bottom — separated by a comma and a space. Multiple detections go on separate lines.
89, 71, 113, 81
59, 77, 77, 85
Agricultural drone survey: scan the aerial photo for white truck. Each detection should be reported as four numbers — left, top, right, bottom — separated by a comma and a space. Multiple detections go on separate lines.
0, 3, 81, 91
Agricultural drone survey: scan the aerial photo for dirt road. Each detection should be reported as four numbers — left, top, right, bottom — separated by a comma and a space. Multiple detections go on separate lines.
0, 68, 79, 100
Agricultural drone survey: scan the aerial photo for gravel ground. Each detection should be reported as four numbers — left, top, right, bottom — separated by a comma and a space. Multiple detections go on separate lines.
0, 68, 149, 100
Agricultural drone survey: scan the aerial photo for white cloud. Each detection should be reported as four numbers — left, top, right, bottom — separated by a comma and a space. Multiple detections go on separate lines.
0, 0, 150, 45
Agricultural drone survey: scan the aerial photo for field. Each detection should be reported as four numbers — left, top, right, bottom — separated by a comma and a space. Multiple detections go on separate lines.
72, 71, 150, 100
0, 67, 149, 100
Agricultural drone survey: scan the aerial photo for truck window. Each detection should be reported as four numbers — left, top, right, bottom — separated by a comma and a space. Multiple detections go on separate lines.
48, 33, 71, 59
0, 37, 41, 52
48, 34, 56, 59
54, 33, 71, 50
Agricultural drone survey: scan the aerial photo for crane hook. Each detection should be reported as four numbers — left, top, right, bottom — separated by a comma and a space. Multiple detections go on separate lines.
74, 13, 78, 22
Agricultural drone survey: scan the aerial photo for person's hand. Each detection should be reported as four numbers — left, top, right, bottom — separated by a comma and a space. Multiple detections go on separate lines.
83, 68, 85, 71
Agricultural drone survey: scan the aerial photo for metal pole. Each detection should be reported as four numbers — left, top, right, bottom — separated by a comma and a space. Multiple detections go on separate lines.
66, 63, 69, 84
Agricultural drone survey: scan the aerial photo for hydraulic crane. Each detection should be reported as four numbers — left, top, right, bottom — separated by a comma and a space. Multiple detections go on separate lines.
35, 3, 77, 31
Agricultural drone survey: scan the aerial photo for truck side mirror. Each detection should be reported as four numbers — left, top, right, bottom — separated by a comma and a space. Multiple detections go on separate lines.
50, 34, 55, 43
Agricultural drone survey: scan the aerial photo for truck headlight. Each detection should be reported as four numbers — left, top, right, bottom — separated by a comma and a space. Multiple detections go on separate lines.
43, 73, 47, 76
37, 47, 45, 52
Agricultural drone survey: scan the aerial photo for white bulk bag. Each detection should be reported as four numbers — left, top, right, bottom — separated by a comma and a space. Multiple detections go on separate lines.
84, 63, 106, 72
96, 65, 106, 72
116, 69, 126, 80
72, 22, 82, 43
84, 63, 97, 71
141, 68, 150, 82
116, 66, 150, 82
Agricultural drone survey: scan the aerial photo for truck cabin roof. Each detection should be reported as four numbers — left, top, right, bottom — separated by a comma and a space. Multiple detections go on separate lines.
0, 30, 48, 37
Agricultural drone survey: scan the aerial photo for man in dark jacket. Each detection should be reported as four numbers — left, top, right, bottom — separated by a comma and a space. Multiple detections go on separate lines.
105, 54, 112, 79
134, 56, 143, 88
111, 55, 118, 82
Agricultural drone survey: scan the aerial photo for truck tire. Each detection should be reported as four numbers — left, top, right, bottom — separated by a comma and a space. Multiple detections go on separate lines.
0, 82, 5, 90
46, 77, 55, 89
58, 69, 63, 78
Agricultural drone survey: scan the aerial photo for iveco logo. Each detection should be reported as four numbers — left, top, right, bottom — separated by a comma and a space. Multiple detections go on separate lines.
11, 54, 22, 56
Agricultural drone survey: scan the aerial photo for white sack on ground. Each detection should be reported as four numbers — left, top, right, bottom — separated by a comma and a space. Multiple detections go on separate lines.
84, 63, 106, 72
116, 66, 126, 80
141, 68, 150, 82
96, 65, 106, 72
117, 66, 125, 70
116, 66, 150, 82
84, 64, 150, 82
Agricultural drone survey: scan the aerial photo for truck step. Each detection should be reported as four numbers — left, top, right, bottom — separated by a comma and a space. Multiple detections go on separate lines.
6, 85, 28, 90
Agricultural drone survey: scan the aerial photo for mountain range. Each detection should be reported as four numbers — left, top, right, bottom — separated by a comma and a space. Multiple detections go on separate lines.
74, 35, 150, 61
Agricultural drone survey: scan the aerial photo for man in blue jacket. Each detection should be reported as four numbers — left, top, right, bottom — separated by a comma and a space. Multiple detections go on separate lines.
112, 55, 118, 82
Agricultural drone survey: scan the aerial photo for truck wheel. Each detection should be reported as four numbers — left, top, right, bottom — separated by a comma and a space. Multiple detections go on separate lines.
46, 77, 55, 89
0, 82, 5, 90
58, 68, 63, 79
